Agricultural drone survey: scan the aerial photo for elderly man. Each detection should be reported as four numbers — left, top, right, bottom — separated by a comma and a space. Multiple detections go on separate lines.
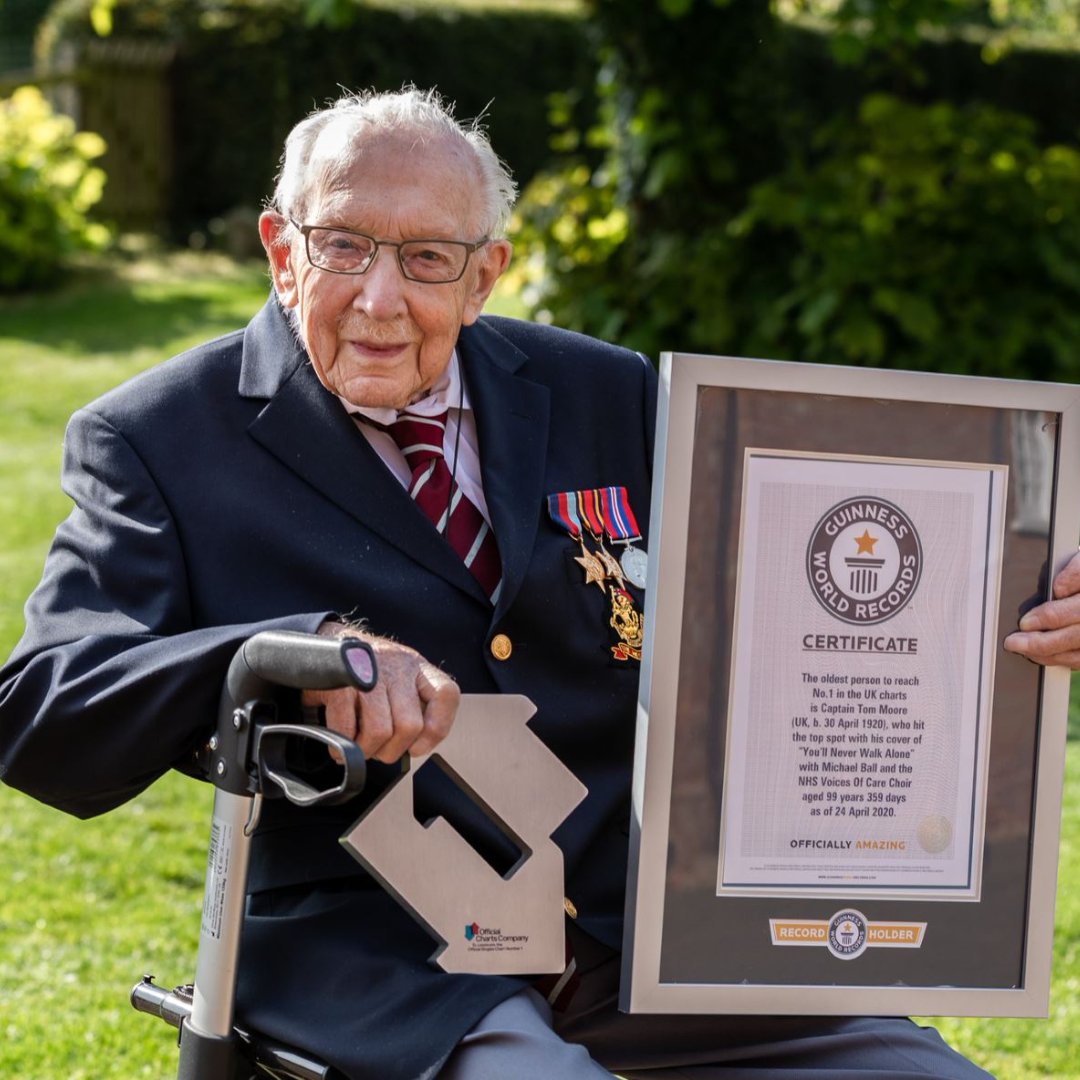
0, 87, 1073, 1079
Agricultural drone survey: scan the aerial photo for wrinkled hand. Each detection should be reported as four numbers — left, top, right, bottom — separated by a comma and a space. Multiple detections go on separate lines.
302, 621, 460, 763
1004, 550, 1080, 670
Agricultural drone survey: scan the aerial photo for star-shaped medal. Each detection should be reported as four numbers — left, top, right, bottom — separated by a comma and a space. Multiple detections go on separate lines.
596, 545, 626, 586
575, 546, 608, 590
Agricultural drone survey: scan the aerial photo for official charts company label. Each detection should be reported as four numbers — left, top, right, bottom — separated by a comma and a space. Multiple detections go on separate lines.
463, 921, 530, 954
806, 497, 923, 626
770, 909, 927, 960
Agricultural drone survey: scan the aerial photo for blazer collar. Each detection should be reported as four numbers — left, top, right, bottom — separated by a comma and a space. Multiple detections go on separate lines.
239, 299, 550, 613
237, 294, 306, 398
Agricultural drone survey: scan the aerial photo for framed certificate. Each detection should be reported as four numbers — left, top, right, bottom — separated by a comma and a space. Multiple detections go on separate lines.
621, 353, 1080, 1017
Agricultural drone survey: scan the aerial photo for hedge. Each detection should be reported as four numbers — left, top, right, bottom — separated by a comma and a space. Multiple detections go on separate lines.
513, 0, 1080, 380
33, 0, 1080, 249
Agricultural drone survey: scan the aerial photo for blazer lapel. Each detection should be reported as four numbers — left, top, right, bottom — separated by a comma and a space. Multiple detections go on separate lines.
458, 320, 551, 618
239, 299, 485, 601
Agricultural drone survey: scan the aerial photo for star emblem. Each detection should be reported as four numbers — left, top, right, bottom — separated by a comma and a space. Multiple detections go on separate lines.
853, 529, 879, 556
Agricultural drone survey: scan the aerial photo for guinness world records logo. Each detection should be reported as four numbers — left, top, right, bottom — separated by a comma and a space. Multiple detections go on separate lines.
806, 497, 922, 626
827, 909, 869, 960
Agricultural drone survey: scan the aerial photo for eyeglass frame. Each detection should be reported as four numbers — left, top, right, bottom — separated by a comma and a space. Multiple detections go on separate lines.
288, 218, 491, 284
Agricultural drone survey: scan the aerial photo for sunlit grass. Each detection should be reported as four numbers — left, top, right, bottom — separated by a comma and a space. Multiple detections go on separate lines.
0, 250, 269, 1077
0, 773, 210, 1079
921, 744, 1080, 1079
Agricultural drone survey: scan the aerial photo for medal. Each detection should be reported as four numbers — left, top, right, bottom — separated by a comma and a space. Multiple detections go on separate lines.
547, 488, 646, 663
596, 545, 626, 585
547, 492, 607, 591
600, 486, 648, 589
575, 546, 607, 590
619, 547, 648, 590
577, 489, 625, 587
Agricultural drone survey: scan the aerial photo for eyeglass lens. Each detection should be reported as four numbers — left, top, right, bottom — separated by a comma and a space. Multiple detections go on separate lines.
306, 228, 471, 282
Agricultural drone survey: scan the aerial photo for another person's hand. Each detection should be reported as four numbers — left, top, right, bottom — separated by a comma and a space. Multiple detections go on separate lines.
1004, 550, 1080, 670
302, 620, 460, 763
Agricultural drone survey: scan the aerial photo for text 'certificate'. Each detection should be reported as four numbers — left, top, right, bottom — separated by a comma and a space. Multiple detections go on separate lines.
718, 452, 1007, 900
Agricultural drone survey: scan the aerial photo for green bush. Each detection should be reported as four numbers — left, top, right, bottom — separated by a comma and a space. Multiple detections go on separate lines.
513, 0, 792, 357
514, 0, 1080, 382
729, 94, 1080, 379
0, 86, 108, 291
518, 88, 1080, 378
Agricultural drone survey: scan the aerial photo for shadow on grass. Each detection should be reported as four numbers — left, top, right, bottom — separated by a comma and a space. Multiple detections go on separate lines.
0, 251, 271, 359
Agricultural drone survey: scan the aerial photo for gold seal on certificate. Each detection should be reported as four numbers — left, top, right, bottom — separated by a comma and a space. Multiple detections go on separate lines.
917, 815, 953, 854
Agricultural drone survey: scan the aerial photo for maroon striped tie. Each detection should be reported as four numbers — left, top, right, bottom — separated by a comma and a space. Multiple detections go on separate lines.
389, 411, 502, 603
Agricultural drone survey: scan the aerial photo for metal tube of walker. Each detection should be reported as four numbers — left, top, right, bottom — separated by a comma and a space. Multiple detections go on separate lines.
175, 788, 255, 1077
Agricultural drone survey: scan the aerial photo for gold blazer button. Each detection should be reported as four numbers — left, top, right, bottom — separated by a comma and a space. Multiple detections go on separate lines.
490, 634, 513, 661
563, 896, 578, 919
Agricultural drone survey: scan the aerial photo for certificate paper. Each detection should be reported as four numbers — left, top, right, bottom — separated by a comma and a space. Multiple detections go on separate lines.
718, 451, 1007, 900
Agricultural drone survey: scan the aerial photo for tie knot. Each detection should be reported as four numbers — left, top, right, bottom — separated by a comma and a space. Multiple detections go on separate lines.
389, 410, 448, 469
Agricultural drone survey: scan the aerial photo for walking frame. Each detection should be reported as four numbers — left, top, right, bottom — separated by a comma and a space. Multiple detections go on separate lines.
130, 629, 376, 1079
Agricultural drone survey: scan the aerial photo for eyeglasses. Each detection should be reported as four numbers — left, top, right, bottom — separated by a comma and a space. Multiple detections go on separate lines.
290, 220, 489, 284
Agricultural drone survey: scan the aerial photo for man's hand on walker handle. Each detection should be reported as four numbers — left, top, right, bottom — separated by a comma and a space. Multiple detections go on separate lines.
1004, 550, 1080, 670
302, 620, 461, 763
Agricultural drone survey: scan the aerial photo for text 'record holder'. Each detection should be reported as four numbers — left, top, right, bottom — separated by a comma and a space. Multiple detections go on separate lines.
621, 353, 1080, 1017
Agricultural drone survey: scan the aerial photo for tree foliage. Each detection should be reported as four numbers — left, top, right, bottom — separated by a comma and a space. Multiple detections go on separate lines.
778, 0, 1078, 58
732, 94, 1080, 377
513, 0, 1080, 379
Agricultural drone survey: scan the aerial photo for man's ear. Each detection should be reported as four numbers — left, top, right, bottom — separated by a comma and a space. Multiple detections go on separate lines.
259, 212, 300, 308
461, 239, 513, 326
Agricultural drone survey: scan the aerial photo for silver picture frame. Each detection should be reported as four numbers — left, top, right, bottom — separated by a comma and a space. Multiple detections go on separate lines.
621, 353, 1080, 1017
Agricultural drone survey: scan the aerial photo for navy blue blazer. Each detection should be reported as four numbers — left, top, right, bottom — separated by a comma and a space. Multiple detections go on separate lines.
0, 297, 657, 1077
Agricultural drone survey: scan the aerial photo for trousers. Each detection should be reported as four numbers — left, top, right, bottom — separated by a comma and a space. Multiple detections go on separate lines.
438, 926, 995, 1080
238, 884, 994, 1080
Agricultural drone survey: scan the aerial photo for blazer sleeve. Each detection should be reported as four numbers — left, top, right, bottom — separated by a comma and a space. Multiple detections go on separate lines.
0, 407, 328, 818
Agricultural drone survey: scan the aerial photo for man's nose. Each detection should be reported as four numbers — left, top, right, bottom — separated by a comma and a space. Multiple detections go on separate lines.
352, 248, 408, 319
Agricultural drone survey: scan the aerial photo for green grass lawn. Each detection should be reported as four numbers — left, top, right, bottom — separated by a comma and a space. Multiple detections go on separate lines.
0, 250, 1078, 1078
0, 250, 271, 1078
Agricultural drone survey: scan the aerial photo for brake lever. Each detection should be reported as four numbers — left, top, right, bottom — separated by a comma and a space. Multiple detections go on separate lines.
254, 723, 367, 806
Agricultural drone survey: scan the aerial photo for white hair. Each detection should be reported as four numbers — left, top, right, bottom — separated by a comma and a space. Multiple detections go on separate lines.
268, 86, 517, 240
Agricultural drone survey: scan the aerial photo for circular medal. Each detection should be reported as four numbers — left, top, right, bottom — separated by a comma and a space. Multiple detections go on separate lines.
620, 545, 648, 589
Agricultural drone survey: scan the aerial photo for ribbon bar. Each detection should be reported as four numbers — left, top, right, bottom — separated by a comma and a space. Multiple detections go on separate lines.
547, 492, 583, 540
600, 486, 641, 544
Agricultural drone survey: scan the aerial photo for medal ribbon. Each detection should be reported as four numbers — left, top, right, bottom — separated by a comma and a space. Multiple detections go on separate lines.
546, 491, 583, 540
600, 486, 641, 544
576, 489, 606, 541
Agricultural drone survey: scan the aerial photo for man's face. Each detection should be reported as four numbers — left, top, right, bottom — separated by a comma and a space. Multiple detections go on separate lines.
261, 129, 511, 410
